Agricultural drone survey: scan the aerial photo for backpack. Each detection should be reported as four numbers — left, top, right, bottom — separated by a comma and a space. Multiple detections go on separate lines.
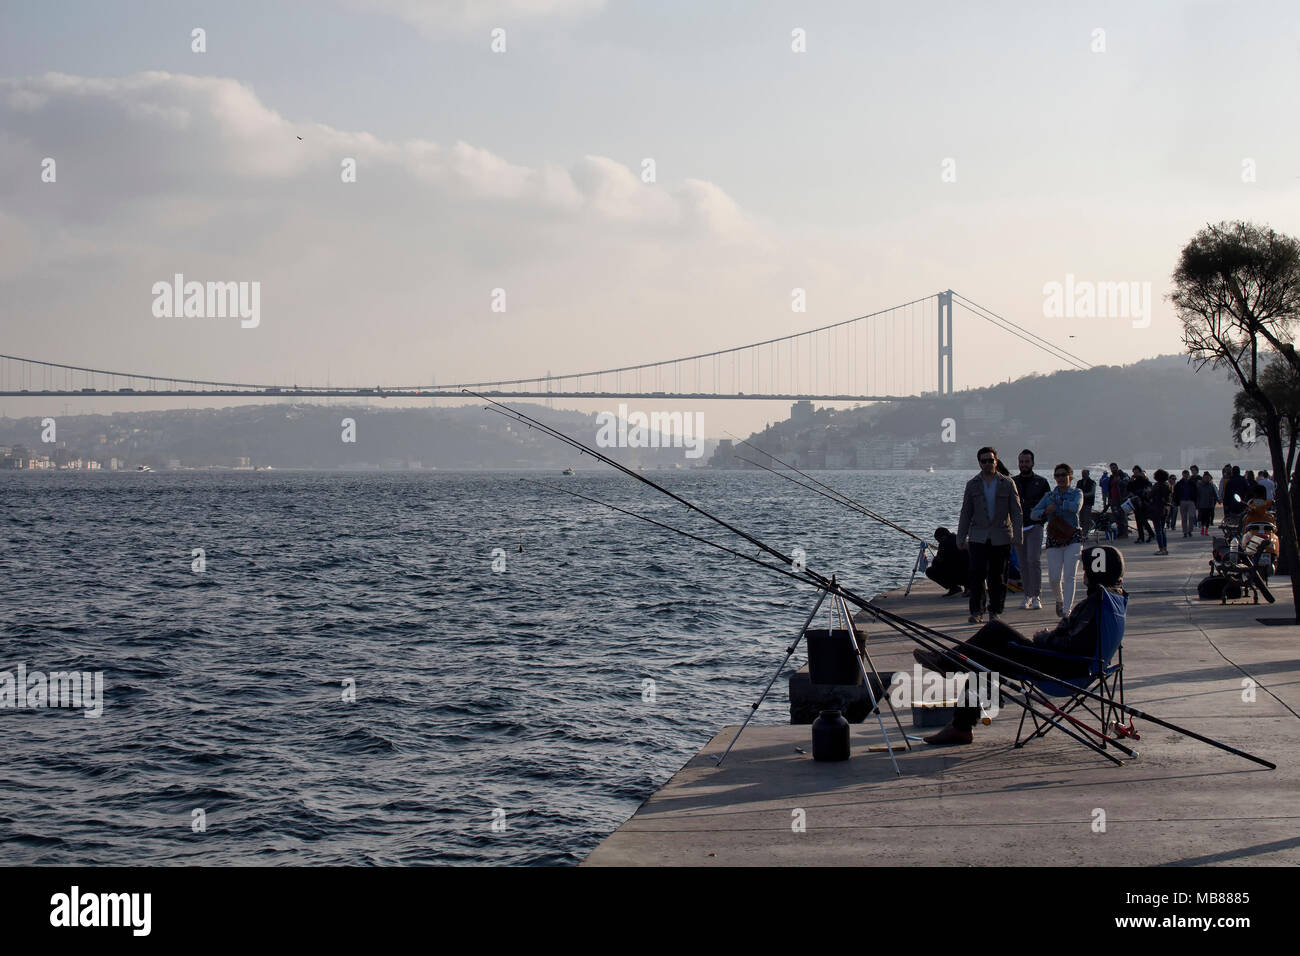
1197, 575, 1242, 601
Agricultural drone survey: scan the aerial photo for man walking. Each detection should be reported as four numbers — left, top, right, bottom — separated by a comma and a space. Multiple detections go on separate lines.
1077, 468, 1097, 533
1107, 462, 1129, 538
956, 447, 1023, 625
1175, 469, 1198, 537
1013, 449, 1050, 610
1197, 472, 1219, 534
1224, 466, 1250, 519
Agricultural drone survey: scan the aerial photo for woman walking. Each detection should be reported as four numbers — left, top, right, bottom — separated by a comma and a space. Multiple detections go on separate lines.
1031, 463, 1085, 618
1197, 472, 1219, 534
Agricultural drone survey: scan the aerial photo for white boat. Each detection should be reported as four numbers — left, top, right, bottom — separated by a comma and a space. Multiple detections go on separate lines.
136, 465, 153, 472
562, 467, 575, 476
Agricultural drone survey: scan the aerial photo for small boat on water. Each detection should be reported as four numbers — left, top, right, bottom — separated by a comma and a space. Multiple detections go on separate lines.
137, 465, 153, 472
928, 466, 935, 473
562, 467, 575, 476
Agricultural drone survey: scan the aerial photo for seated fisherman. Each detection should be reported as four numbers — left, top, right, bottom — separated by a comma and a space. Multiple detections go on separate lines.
925, 526, 969, 596
913, 545, 1127, 746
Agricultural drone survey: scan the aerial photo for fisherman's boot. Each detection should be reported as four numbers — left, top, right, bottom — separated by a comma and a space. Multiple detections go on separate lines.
923, 723, 973, 746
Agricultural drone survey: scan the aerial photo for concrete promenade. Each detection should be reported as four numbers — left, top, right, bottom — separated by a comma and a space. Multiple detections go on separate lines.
585, 528, 1300, 866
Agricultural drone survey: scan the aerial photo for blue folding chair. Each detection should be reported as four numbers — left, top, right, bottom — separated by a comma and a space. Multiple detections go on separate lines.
1007, 589, 1132, 749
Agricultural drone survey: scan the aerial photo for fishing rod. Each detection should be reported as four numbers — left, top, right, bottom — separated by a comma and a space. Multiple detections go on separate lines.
471, 391, 1276, 770
528, 474, 1131, 763
733, 453, 895, 527
519, 478, 812, 586
728, 433, 925, 543
733, 450, 930, 596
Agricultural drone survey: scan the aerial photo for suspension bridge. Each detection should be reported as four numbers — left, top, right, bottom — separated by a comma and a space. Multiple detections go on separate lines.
0, 291, 1089, 401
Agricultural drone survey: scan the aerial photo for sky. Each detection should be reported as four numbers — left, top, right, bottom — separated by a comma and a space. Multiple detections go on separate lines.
2, 0, 1298, 436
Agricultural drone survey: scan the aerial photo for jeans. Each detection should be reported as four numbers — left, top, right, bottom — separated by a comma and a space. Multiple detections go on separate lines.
1153, 512, 1167, 550
1045, 542, 1082, 612
966, 541, 1010, 616
1013, 525, 1044, 599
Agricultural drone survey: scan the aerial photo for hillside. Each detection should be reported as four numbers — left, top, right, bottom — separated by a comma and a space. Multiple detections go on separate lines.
712, 355, 1253, 472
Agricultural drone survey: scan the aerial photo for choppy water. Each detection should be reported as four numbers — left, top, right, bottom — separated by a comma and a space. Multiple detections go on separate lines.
0, 470, 957, 865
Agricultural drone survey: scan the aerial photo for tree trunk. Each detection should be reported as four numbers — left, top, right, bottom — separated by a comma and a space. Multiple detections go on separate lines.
1263, 415, 1300, 622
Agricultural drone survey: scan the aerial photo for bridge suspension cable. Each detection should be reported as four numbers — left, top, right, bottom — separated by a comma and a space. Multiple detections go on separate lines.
0, 288, 1093, 399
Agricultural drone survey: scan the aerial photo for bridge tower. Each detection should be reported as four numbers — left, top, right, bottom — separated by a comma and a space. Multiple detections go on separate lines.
937, 289, 954, 395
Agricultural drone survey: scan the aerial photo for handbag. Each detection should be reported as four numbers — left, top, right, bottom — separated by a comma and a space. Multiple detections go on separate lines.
1047, 512, 1075, 540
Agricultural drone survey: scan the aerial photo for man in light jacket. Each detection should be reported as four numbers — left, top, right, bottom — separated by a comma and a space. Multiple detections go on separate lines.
956, 446, 1024, 624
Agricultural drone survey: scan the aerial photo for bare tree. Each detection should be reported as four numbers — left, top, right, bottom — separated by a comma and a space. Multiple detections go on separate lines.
1175, 221, 1300, 621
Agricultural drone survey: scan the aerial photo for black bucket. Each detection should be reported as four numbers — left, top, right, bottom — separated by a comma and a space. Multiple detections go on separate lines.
805, 628, 862, 685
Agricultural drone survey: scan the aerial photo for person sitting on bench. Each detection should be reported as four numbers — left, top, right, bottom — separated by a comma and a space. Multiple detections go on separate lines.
913, 545, 1127, 746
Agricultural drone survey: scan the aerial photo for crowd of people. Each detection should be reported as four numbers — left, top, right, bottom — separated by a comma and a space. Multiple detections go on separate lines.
924, 449, 1274, 624
916, 447, 1276, 747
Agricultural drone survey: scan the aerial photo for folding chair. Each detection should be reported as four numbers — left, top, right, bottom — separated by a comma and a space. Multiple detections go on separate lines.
1007, 589, 1131, 749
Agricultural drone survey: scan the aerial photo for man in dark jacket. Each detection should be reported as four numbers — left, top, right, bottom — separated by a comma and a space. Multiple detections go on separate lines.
1174, 470, 1198, 536
1106, 462, 1129, 538
1196, 472, 1219, 534
914, 546, 1127, 745
956, 446, 1024, 625
1012, 449, 1051, 610
1077, 469, 1097, 533
1224, 466, 1251, 518
1127, 466, 1153, 542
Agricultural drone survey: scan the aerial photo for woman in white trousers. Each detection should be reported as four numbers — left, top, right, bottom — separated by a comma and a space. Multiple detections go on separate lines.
1031, 464, 1085, 619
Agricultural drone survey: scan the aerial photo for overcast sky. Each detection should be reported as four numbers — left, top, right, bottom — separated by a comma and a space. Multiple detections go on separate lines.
2, 0, 1298, 434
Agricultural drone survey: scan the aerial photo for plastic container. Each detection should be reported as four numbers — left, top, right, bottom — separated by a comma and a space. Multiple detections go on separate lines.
811, 709, 851, 762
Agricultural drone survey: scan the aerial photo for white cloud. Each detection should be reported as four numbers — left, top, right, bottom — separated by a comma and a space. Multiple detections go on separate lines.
0, 72, 749, 236
0, 70, 788, 391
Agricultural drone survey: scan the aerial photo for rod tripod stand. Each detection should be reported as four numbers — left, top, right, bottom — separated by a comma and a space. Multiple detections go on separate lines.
903, 541, 930, 597
714, 576, 913, 774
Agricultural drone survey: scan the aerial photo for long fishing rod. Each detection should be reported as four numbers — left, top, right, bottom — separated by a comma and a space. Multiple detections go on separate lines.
519, 478, 812, 586
473, 391, 1275, 770
529, 474, 1133, 763
733, 451, 929, 592
728, 433, 924, 543
733, 453, 894, 527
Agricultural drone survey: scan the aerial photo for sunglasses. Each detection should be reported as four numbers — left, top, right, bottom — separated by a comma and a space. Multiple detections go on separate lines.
979, 457, 995, 464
